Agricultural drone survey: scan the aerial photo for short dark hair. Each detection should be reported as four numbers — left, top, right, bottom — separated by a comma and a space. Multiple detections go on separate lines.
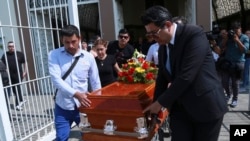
8, 41, 14, 44
231, 21, 241, 29
141, 5, 172, 27
119, 28, 130, 35
82, 39, 87, 43
60, 25, 80, 38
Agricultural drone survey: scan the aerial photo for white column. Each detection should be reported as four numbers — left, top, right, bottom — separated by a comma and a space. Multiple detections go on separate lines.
112, 0, 124, 39
68, 0, 80, 30
68, 0, 80, 47
209, 0, 213, 30
191, 0, 196, 25
0, 76, 13, 141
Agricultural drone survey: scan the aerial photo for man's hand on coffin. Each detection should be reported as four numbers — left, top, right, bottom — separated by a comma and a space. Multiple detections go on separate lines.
143, 101, 162, 115
74, 92, 92, 107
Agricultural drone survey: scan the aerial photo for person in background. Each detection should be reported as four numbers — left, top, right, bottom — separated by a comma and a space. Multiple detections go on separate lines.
133, 36, 144, 53
141, 6, 227, 141
48, 25, 101, 141
88, 35, 100, 57
172, 16, 188, 24
207, 35, 220, 62
94, 39, 121, 87
145, 42, 159, 66
219, 22, 249, 107
81, 39, 88, 51
107, 28, 134, 67
1, 41, 27, 111
141, 35, 155, 55
241, 29, 250, 92
89, 46, 98, 57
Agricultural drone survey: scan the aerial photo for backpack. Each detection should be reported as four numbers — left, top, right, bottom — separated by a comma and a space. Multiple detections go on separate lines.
0, 61, 9, 86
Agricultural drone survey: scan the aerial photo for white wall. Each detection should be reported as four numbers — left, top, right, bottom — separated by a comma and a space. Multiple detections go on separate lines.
0, 0, 21, 53
113, 0, 124, 39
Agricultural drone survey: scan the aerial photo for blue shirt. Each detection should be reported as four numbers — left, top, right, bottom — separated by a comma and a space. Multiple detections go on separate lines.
224, 34, 249, 62
48, 47, 101, 110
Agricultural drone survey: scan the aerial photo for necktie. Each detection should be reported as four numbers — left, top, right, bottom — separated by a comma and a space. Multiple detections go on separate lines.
166, 44, 173, 74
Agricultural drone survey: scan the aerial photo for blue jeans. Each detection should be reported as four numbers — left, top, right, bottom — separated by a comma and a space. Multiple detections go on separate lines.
242, 58, 250, 87
54, 104, 81, 141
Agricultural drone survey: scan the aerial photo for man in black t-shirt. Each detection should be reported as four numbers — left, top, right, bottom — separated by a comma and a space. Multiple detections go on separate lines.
107, 28, 135, 67
1, 41, 27, 111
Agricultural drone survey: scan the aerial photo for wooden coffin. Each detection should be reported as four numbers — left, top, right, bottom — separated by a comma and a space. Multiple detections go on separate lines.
79, 82, 157, 141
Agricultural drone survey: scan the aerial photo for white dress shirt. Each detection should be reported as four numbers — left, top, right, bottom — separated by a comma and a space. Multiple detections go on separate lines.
146, 43, 159, 65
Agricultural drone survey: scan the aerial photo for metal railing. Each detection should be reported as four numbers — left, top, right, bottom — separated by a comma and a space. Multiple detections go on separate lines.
0, 0, 86, 140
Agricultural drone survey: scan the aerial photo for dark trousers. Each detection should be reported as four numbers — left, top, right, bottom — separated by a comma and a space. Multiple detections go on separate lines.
221, 71, 240, 101
10, 75, 23, 106
221, 62, 244, 101
170, 109, 223, 141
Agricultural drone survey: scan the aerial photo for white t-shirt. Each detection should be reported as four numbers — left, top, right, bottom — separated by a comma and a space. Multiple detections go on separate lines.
146, 43, 159, 65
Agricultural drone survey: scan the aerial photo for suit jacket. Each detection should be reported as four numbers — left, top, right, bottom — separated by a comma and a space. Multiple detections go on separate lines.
155, 24, 228, 122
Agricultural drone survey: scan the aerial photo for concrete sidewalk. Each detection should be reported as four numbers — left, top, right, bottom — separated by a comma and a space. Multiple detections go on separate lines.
218, 92, 250, 141
69, 93, 250, 141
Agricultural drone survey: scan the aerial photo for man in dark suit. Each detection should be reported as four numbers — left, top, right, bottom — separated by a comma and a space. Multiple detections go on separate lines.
141, 6, 228, 141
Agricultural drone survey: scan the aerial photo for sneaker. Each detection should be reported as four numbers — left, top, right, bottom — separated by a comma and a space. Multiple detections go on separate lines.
16, 105, 23, 111
230, 100, 237, 108
18, 100, 27, 107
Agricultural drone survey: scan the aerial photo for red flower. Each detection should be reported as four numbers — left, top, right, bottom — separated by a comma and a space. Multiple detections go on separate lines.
138, 57, 144, 63
146, 72, 154, 80
118, 71, 128, 77
142, 62, 149, 70
128, 67, 135, 75
126, 75, 134, 82
122, 64, 128, 69
118, 57, 158, 83
128, 59, 134, 63
118, 71, 123, 77
150, 62, 157, 68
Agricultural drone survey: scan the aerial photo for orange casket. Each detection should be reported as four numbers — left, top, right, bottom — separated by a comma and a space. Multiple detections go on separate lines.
79, 82, 167, 141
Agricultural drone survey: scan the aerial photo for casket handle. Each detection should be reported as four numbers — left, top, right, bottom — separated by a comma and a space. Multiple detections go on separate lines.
103, 120, 117, 135
134, 117, 149, 139
79, 113, 91, 132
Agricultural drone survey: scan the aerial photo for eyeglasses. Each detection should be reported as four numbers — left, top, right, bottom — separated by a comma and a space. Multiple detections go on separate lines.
119, 35, 129, 40
145, 28, 162, 39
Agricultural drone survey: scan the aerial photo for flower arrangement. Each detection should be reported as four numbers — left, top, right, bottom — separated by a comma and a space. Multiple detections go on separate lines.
118, 50, 158, 84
